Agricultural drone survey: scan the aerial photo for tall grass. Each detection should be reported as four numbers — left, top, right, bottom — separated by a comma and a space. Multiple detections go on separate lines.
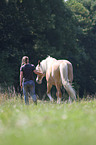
0, 92, 96, 145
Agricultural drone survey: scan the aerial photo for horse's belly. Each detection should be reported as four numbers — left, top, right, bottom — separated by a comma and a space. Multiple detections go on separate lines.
49, 75, 61, 86
49, 77, 55, 85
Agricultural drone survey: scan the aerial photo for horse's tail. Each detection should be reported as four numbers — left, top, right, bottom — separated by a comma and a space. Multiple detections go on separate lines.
68, 61, 73, 83
60, 63, 76, 101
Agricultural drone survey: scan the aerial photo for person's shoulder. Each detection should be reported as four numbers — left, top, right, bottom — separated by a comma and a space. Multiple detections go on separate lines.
21, 64, 25, 68
20, 64, 25, 70
30, 64, 35, 70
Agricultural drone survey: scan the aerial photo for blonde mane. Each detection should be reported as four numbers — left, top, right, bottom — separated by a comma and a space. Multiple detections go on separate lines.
41, 56, 57, 73
46, 56, 57, 61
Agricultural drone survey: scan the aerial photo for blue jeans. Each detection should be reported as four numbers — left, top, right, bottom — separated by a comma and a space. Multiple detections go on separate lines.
23, 80, 37, 104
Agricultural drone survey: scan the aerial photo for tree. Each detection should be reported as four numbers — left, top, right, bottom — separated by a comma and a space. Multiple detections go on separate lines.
67, 0, 96, 96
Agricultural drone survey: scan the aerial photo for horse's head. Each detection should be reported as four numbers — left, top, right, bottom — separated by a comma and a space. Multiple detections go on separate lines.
36, 60, 45, 84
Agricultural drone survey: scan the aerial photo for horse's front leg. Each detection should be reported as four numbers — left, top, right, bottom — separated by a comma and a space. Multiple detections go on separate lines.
56, 87, 62, 104
47, 82, 54, 102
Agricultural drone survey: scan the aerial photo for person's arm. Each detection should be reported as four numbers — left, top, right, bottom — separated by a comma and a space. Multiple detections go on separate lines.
20, 71, 23, 89
33, 70, 43, 75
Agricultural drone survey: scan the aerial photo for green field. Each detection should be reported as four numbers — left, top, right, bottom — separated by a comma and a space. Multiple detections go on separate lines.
0, 94, 96, 145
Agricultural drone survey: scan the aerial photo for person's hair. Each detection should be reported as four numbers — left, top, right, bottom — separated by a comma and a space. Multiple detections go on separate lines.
21, 56, 29, 66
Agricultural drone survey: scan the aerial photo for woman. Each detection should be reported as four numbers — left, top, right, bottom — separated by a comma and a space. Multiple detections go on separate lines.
20, 56, 43, 105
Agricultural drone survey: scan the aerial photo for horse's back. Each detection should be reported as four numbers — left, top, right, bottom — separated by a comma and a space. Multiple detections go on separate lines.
47, 59, 68, 79
45, 57, 73, 84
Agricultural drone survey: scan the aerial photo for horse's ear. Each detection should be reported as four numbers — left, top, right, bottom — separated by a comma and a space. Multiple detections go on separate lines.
38, 60, 40, 66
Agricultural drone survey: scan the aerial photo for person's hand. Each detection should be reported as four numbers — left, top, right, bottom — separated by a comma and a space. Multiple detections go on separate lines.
21, 85, 22, 91
20, 84, 22, 91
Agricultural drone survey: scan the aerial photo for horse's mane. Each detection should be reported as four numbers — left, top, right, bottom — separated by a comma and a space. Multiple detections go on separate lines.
40, 56, 57, 72
46, 56, 57, 61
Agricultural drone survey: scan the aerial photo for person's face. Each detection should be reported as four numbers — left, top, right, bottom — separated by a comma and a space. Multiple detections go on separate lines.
27, 58, 29, 63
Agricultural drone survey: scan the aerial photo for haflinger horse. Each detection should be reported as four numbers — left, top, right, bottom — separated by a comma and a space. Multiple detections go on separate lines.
36, 56, 76, 103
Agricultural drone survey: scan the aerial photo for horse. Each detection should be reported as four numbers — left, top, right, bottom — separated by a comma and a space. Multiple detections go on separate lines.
36, 56, 76, 103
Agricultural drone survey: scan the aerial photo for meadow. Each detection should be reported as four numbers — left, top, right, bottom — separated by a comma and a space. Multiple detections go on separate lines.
0, 92, 96, 145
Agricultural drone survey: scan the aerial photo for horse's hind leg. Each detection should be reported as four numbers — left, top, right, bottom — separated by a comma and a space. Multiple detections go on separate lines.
60, 63, 76, 102
47, 82, 54, 102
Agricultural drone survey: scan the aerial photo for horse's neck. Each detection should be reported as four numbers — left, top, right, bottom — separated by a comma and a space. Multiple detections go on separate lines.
41, 57, 57, 73
41, 60, 47, 73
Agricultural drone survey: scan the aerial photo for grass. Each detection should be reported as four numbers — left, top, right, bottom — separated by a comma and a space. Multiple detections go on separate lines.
0, 93, 96, 145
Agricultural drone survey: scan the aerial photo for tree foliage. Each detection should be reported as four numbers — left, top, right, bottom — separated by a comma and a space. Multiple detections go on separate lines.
67, 0, 96, 96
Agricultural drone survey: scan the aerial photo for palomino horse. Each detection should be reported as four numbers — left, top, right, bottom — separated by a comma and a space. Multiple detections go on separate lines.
36, 56, 76, 103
